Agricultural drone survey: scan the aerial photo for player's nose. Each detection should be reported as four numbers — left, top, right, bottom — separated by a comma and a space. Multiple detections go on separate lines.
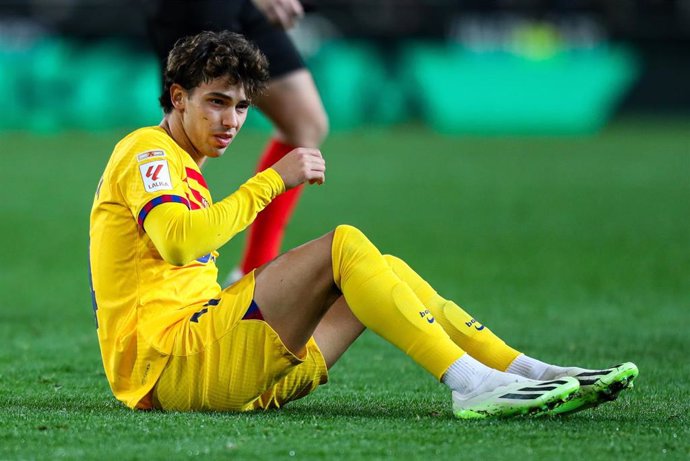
222, 108, 240, 129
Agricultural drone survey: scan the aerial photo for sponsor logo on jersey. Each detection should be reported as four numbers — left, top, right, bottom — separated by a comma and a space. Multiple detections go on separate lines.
139, 160, 173, 192
136, 150, 166, 161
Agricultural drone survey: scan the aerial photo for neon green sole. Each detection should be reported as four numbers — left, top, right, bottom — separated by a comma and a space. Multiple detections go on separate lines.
454, 381, 579, 420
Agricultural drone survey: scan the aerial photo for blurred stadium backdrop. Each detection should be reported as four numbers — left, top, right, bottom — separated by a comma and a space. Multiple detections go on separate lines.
0, 0, 689, 134
1, 2, 689, 460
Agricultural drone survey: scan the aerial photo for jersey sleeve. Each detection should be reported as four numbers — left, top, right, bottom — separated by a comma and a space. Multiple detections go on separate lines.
114, 132, 285, 266
143, 168, 285, 266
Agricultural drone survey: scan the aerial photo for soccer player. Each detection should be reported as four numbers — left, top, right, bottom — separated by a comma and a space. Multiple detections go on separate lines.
89, 31, 638, 418
144, 0, 329, 280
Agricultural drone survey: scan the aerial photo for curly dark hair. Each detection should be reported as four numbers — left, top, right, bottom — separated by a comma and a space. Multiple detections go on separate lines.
159, 31, 269, 113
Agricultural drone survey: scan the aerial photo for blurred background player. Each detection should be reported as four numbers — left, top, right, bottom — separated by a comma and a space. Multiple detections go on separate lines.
144, 0, 328, 280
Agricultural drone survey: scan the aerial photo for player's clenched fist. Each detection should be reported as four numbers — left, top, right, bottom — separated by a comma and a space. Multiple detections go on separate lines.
271, 148, 326, 189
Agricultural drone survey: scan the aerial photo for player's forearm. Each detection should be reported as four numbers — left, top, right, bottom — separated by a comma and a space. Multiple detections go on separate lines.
145, 169, 285, 266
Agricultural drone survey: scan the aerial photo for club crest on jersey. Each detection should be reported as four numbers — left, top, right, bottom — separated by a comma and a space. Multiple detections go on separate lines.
137, 150, 166, 161
139, 160, 173, 192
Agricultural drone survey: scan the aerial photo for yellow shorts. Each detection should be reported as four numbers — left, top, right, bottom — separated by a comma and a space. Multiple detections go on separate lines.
151, 271, 328, 412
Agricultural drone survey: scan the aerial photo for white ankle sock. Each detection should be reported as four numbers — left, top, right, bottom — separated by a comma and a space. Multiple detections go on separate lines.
442, 354, 526, 396
506, 354, 570, 380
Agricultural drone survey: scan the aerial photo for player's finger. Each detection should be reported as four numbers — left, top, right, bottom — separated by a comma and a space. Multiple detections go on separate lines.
308, 161, 325, 173
308, 173, 325, 185
307, 159, 324, 171
304, 160, 325, 184
306, 151, 325, 164
304, 149, 324, 162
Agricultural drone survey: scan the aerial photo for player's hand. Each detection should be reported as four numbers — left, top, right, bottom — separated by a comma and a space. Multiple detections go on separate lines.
271, 148, 325, 189
251, 0, 304, 29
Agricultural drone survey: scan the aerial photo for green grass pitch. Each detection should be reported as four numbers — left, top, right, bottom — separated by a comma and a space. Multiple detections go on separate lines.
1, 118, 689, 459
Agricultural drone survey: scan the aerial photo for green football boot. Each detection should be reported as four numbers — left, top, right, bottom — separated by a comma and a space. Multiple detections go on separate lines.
452, 377, 580, 419
550, 362, 639, 416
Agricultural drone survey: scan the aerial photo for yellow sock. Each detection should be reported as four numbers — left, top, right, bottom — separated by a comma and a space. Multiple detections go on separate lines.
383, 255, 521, 371
331, 225, 464, 380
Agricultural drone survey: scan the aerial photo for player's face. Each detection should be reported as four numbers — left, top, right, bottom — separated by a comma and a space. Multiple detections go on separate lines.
179, 78, 250, 162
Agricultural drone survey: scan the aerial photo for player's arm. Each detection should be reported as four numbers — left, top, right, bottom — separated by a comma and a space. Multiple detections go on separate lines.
144, 148, 325, 266
143, 168, 284, 266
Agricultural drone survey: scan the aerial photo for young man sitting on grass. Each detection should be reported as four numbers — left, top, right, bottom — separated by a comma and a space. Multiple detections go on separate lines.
88, 31, 638, 419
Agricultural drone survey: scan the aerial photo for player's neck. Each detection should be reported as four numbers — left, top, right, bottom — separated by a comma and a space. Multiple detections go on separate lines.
159, 116, 206, 167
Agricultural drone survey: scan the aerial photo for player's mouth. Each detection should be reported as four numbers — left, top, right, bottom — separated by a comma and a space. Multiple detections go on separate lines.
213, 133, 233, 148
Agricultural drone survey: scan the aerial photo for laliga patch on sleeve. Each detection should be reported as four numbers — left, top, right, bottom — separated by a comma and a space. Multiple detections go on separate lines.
137, 150, 166, 161
139, 160, 173, 193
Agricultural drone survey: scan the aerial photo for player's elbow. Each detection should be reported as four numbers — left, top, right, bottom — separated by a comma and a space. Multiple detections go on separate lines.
158, 243, 195, 267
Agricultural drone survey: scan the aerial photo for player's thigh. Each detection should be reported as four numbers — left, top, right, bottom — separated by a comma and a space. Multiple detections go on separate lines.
239, 0, 327, 144
254, 70, 328, 147
253, 232, 340, 354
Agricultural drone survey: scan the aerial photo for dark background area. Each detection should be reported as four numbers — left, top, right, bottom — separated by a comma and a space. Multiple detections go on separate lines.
1, 0, 689, 114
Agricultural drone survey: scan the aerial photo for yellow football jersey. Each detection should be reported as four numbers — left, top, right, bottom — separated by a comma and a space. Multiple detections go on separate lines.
89, 126, 283, 409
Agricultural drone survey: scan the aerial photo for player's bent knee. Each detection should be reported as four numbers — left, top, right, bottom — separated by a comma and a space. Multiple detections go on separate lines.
286, 109, 329, 147
260, 70, 330, 147
382, 254, 410, 273
331, 225, 373, 284
382, 254, 400, 265
310, 109, 329, 144
333, 224, 364, 245
298, 100, 329, 139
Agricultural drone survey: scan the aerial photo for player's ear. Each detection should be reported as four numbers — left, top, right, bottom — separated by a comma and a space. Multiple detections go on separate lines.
170, 84, 187, 111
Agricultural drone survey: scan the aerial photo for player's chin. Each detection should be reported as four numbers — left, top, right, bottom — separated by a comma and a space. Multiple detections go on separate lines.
205, 145, 228, 158
208, 138, 233, 157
